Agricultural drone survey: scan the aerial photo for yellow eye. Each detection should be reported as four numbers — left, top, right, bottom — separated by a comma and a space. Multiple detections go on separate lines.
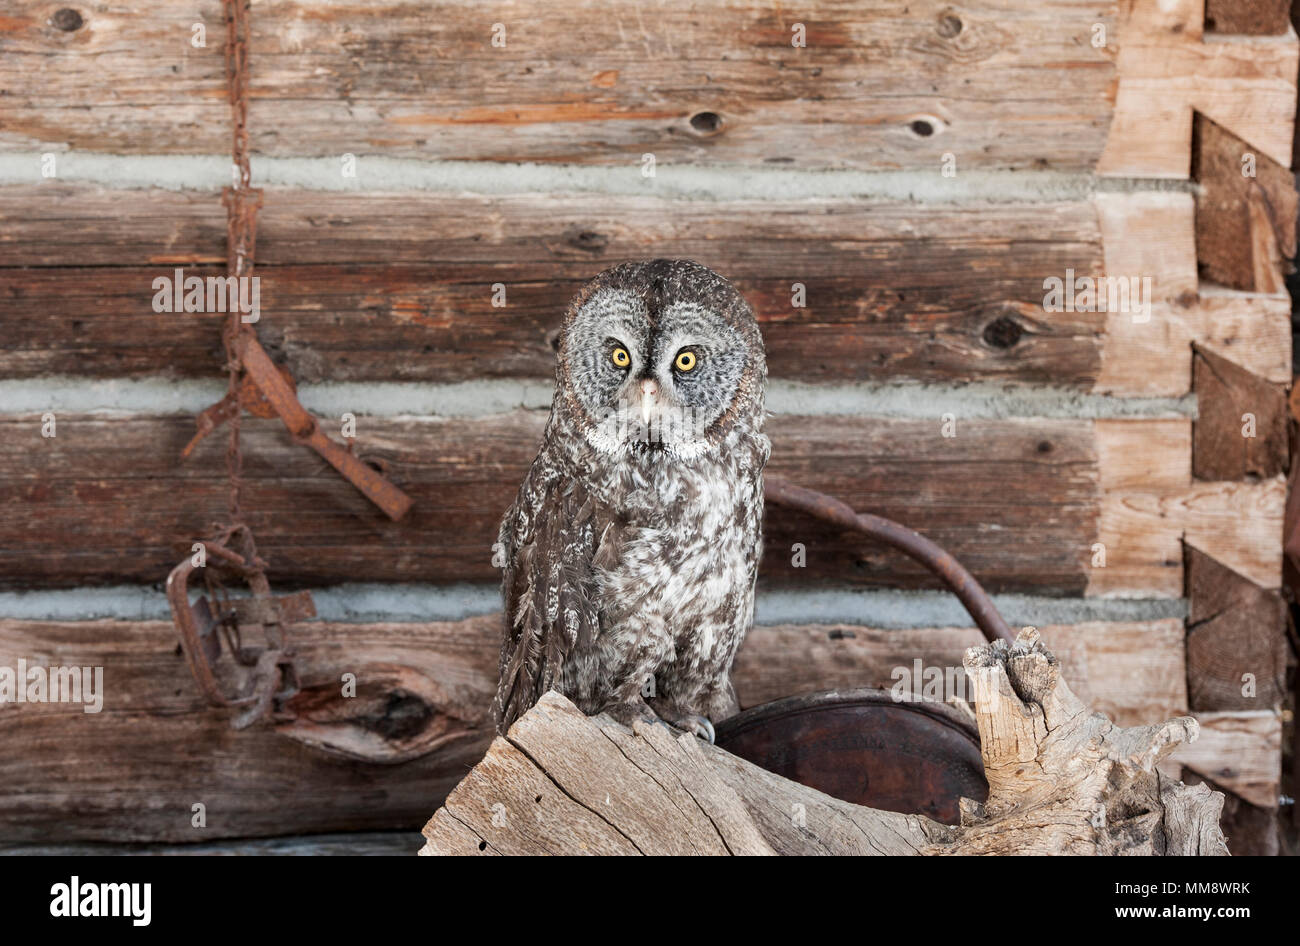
611, 347, 630, 368
675, 350, 697, 372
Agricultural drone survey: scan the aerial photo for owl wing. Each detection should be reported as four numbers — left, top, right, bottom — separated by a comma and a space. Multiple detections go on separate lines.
491, 455, 618, 734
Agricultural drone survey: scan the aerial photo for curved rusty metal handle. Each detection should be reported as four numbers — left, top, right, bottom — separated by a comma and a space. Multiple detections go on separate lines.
764, 476, 1014, 644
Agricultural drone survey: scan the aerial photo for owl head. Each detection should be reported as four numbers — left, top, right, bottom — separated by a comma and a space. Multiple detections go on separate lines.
556, 259, 766, 459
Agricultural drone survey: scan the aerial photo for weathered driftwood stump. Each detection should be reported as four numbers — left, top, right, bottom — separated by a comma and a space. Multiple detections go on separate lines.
420, 628, 1228, 855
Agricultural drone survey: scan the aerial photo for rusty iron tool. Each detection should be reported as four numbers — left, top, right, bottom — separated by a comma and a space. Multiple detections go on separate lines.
180, 325, 412, 520
764, 475, 1014, 643
234, 330, 414, 521
180, 361, 296, 459
165, 524, 312, 728
177, 0, 413, 522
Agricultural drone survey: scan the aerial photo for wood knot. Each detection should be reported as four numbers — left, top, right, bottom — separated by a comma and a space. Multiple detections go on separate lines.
689, 111, 724, 135
51, 7, 83, 30
982, 315, 1022, 349
566, 229, 608, 254
363, 690, 433, 741
936, 13, 963, 38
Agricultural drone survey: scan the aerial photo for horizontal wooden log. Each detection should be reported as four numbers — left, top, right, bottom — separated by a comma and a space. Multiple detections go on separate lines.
0, 0, 1118, 170
0, 412, 1102, 593
0, 616, 501, 842
0, 186, 1105, 386
5, 188, 1289, 396
0, 615, 1194, 841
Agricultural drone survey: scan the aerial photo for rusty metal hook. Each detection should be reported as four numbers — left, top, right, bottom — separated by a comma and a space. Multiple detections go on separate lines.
763, 475, 1014, 643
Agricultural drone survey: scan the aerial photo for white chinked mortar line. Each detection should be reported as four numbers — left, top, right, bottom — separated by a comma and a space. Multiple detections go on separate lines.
0, 377, 1196, 420
0, 584, 1185, 627
0, 151, 1192, 202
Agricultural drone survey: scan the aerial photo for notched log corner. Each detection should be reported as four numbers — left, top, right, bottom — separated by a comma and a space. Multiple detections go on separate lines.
419, 628, 1229, 856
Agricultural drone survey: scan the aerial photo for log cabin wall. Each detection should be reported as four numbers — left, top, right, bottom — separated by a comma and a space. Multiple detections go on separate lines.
0, 0, 1294, 853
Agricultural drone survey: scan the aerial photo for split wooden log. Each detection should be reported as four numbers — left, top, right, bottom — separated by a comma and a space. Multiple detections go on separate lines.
421, 628, 1228, 855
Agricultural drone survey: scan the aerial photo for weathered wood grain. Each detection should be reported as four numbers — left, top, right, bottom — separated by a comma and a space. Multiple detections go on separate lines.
0, 616, 501, 842
1099, 0, 1298, 177
1185, 546, 1287, 711
423, 694, 930, 856
1093, 191, 1292, 396
1182, 771, 1278, 856
0, 185, 1106, 385
1192, 113, 1297, 292
1090, 419, 1285, 595
735, 619, 1188, 727
0, 614, 1199, 841
0, 412, 1100, 593
1172, 710, 1282, 808
1192, 345, 1288, 480
422, 638, 1228, 856
1205, 0, 1292, 36
0, 0, 1118, 170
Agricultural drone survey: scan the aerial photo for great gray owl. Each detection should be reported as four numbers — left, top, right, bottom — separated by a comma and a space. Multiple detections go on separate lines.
492, 259, 769, 742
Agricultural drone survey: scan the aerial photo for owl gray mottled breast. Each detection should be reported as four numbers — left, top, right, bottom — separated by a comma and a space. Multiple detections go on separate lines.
493, 259, 769, 741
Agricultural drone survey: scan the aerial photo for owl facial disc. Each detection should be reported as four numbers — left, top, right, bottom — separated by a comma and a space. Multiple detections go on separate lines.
556, 260, 766, 460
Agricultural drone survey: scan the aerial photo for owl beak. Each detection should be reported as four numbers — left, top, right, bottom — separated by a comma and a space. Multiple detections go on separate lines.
639, 378, 659, 425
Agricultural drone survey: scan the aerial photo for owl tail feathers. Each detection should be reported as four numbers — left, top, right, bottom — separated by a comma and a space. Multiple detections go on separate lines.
494, 602, 540, 734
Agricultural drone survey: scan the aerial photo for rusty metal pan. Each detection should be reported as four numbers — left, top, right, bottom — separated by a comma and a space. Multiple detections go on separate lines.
715, 688, 987, 825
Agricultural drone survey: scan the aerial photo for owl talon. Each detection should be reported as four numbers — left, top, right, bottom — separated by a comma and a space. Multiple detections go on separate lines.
683, 714, 715, 744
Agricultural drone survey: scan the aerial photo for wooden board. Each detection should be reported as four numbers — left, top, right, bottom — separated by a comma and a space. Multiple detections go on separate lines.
0, 615, 1190, 842
0, 0, 1118, 170
0, 185, 1105, 386
0, 412, 1103, 593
